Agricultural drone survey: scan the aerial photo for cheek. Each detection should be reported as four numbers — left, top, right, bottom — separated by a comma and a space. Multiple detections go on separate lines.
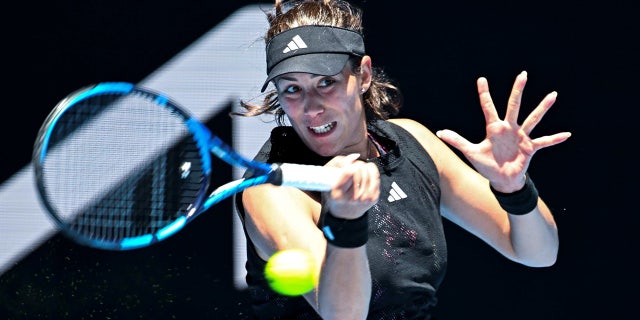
279, 100, 293, 113
279, 100, 303, 120
340, 93, 361, 113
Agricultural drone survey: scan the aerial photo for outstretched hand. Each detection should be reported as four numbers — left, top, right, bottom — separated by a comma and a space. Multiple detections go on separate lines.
436, 71, 571, 193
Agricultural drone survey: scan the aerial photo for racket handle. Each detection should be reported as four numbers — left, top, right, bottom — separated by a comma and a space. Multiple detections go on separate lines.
273, 163, 340, 191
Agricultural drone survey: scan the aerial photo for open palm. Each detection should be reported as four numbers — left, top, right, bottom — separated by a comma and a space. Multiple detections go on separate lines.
436, 71, 571, 192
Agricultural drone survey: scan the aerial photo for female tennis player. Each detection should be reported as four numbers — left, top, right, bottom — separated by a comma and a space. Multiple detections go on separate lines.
233, 1, 571, 318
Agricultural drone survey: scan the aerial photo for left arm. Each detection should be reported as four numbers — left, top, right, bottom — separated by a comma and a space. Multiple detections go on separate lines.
393, 71, 571, 267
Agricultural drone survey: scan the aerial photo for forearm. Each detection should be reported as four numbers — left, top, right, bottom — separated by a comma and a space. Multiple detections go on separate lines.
317, 244, 371, 319
508, 200, 559, 267
490, 174, 559, 267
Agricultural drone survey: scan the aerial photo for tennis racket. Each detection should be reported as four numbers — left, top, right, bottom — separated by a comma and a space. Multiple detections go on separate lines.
33, 82, 338, 250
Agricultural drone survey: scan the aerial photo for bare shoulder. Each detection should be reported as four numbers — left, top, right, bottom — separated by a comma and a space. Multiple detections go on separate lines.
388, 118, 441, 151
387, 118, 465, 175
389, 118, 426, 131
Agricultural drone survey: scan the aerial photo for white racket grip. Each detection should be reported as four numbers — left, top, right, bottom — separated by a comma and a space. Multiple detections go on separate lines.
277, 163, 340, 191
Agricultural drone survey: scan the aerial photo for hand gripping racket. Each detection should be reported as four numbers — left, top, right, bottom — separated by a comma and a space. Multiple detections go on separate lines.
33, 82, 338, 250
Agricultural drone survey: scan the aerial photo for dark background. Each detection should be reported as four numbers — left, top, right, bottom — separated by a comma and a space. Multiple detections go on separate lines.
1, 1, 636, 319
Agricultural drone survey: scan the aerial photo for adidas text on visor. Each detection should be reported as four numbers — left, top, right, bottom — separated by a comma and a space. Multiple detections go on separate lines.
261, 25, 365, 92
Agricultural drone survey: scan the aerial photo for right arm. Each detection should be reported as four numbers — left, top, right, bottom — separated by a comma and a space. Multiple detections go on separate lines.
242, 155, 379, 319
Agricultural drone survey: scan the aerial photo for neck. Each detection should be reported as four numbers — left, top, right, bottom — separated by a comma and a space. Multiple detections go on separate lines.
366, 133, 378, 160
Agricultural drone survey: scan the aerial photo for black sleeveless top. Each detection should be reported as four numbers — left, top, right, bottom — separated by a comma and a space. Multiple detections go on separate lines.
234, 119, 447, 319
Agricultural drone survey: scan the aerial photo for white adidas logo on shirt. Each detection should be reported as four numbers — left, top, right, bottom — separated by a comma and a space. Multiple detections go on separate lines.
283, 35, 308, 53
387, 181, 407, 202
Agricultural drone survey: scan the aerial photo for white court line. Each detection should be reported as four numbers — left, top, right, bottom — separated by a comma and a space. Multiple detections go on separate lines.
0, 5, 274, 289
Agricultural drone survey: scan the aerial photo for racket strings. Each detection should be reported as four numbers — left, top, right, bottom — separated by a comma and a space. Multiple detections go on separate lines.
67, 154, 181, 239
39, 91, 208, 247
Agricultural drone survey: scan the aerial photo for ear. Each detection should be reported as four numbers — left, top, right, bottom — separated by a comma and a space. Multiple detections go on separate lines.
359, 55, 372, 92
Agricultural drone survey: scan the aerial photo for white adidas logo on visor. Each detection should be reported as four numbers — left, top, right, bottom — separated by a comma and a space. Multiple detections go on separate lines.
387, 181, 407, 202
283, 35, 308, 53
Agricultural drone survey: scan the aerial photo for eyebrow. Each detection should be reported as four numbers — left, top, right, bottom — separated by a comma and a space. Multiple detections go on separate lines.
276, 74, 324, 83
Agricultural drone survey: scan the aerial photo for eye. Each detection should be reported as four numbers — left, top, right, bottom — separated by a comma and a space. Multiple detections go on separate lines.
281, 84, 300, 94
318, 77, 336, 87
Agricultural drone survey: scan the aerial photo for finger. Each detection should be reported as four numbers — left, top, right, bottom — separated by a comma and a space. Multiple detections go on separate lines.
351, 162, 372, 200
521, 91, 557, 135
325, 153, 361, 168
344, 153, 361, 162
334, 160, 368, 198
436, 129, 473, 153
477, 77, 500, 124
504, 71, 528, 124
531, 132, 572, 150
366, 164, 380, 202
351, 165, 364, 199
332, 172, 355, 200
359, 163, 380, 202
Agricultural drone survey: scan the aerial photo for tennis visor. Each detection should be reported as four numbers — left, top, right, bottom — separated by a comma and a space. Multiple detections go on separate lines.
261, 25, 365, 92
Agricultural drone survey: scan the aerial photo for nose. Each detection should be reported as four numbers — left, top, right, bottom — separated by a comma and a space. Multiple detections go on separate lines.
303, 90, 324, 117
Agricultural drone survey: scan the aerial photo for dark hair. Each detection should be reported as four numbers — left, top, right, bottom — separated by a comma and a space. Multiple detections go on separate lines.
233, 0, 403, 125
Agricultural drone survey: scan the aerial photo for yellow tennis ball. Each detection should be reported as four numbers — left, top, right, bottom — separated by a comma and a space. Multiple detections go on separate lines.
264, 249, 318, 296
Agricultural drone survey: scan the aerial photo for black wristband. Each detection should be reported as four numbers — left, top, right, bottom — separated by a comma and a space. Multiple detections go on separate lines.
321, 210, 369, 248
490, 174, 539, 215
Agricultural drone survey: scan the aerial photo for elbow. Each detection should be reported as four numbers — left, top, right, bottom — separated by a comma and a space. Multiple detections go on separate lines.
517, 245, 559, 268
538, 246, 559, 267
509, 220, 560, 268
526, 254, 557, 268
319, 301, 370, 320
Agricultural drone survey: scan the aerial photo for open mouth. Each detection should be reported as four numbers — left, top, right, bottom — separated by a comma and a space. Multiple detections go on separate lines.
309, 121, 335, 134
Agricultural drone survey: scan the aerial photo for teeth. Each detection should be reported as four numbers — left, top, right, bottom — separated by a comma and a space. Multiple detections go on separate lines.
310, 122, 333, 134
